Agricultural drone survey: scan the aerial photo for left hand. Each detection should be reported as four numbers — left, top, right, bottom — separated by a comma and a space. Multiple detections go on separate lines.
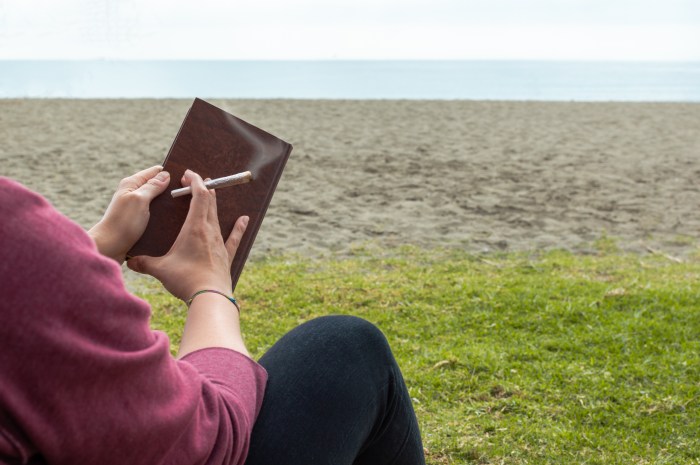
88, 165, 170, 264
127, 170, 248, 300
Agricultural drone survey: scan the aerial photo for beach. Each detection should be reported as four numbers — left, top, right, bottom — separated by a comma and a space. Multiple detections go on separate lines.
2, 99, 699, 264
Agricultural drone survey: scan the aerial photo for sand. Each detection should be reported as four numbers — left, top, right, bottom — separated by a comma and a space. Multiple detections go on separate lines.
2, 99, 699, 265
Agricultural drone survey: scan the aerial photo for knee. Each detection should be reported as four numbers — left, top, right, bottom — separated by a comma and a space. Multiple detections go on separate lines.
303, 315, 393, 363
307, 314, 385, 341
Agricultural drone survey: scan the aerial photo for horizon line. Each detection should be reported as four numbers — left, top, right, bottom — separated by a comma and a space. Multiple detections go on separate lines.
2, 58, 700, 63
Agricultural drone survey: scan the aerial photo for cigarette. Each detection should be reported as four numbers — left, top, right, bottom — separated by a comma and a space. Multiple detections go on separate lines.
171, 171, 252, 198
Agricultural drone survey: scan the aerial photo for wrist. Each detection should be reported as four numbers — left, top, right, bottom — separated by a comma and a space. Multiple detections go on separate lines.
184, 280, 232, 301
87, 222, 125, 264
179, 292, 248, 359
187, 289, 240, 313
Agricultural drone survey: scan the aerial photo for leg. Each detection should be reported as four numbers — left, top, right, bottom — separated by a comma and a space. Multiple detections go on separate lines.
245, 315, 425, 465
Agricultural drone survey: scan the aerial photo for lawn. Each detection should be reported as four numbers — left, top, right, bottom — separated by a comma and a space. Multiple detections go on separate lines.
141, 246, 700, 464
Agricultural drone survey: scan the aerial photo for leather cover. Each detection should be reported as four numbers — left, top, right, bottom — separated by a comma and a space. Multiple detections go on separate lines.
127, 98, 292, 291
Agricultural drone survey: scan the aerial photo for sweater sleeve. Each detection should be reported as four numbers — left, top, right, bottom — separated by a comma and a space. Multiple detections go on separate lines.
0, 178, 267, 465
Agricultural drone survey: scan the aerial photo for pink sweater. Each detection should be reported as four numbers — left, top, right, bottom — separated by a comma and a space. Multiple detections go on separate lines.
0, 178, 267, 465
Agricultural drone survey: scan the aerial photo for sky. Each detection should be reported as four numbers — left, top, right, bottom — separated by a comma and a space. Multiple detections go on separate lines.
0, 0, 699, 61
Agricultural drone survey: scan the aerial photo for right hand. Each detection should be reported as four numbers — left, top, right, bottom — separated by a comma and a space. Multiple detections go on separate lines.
127, 169, 249, 301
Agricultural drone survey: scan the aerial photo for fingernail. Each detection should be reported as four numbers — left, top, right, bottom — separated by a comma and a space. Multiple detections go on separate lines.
242, 216, 249, 227
156, 171, 169, 181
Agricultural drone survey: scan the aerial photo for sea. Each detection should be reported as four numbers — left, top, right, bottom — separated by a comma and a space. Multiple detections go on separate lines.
1, 60, 699, 101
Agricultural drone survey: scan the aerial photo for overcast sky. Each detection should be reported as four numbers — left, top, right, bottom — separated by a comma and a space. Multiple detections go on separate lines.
1, 0, 699, 60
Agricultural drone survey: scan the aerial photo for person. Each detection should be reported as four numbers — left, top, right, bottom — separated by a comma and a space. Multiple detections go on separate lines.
0, 166, 425, 465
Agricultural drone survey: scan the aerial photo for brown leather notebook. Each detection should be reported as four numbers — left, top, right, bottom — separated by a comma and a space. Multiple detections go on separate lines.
127, 98, 292, 291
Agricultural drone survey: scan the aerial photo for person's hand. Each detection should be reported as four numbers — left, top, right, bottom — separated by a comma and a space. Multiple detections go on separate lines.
88, 166, 170, 264
126, 169, 248, 301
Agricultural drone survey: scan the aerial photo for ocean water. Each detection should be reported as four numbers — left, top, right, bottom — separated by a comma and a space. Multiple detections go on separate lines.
1, 60, 699, 101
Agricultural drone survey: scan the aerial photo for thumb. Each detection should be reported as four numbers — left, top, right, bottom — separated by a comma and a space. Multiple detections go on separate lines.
136, 171, 170, 202
127, 255, 161, 276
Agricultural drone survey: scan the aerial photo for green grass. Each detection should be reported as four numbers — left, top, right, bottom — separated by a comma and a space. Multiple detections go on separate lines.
140, 247, 700, 464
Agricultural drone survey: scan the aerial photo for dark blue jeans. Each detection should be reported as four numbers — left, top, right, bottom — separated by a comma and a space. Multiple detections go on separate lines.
245, 315, 426, 465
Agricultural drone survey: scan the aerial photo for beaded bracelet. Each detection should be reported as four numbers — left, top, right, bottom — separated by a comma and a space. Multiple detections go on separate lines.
186, 289, 240, 313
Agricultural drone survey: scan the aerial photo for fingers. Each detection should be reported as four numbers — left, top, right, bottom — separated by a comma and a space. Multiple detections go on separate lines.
182, 170, 210, 225
136, 170, 170, 201
225, 216, 249, 261
119, 165, 164, 190
206, 179, 219, 223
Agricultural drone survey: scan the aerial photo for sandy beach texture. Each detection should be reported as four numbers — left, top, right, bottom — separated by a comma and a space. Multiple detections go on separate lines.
2, 99, 699, 263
